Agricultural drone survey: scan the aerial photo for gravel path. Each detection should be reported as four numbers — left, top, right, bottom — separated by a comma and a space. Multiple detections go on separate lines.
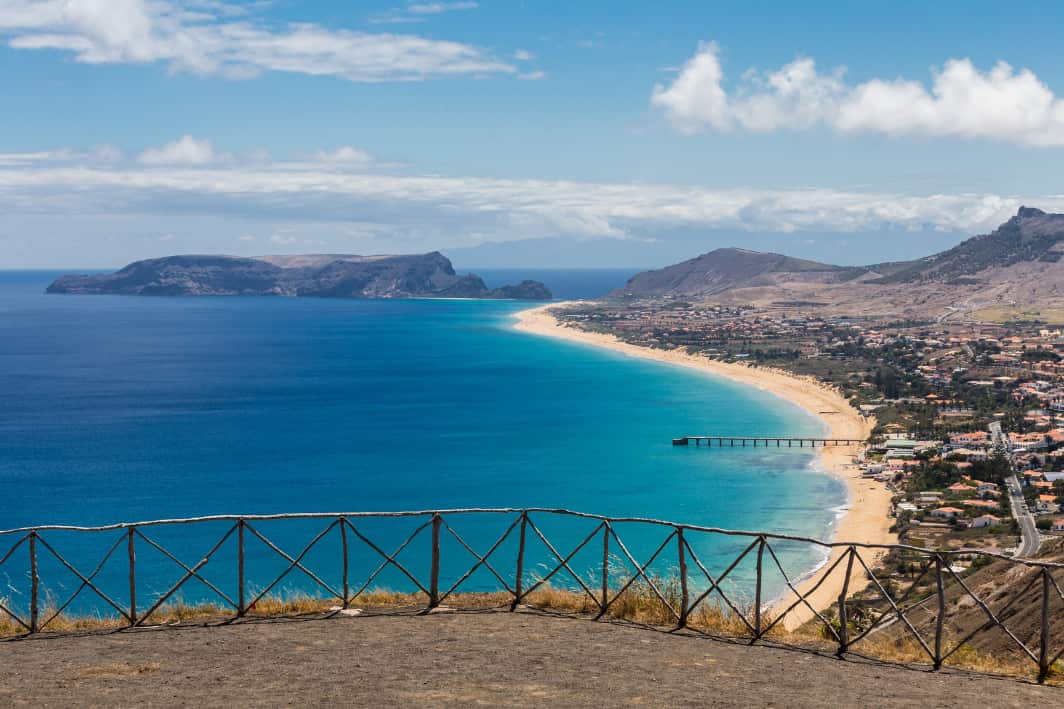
0, 610, 1059, 707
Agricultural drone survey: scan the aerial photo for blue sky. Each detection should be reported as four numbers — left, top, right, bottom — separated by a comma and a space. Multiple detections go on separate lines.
2, 0, 1064, 268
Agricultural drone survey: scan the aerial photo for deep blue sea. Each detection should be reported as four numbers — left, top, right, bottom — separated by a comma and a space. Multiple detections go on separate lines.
0, 269, 844, 618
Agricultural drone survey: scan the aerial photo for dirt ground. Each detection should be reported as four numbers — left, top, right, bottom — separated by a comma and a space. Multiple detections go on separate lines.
0, 609, 1060, 707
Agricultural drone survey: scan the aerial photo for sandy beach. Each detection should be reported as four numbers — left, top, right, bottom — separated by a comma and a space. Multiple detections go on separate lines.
514, 302, 896, 629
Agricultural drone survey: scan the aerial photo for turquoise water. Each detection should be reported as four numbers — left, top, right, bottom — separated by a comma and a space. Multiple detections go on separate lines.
0, 271, 843, 616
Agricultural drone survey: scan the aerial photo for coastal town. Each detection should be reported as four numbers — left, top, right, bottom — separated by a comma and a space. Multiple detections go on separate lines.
8, 0, 1064, 702
548, 300, 1064, 560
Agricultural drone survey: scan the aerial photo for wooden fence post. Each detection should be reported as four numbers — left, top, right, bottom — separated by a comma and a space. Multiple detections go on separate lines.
836, 546, 855, 656
602, 523, 611, 615
677, 528, 688, 628
933, 556, 945, 670
428, 513, 441, 610
1039, 567, 1051, 683
340, 518, 350, 609
237, 520, 246, 617
511, 512, 527, 610
754, 536, 765, 640
29, 531, 39, 634
128, 528, 137, 626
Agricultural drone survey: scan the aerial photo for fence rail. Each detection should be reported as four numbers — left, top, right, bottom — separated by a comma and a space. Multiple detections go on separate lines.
2, 508, 1063, 683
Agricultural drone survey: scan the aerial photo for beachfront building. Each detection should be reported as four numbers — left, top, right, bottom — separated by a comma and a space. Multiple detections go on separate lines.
915, 492, 944, 508
895, 501, 919, 515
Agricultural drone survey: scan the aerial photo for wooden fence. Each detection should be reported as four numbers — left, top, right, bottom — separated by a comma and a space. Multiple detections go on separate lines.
1, 508, 1063, 683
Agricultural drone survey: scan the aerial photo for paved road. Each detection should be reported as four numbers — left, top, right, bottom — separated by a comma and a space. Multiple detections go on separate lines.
1007, 473, 1041, 558
0, 611, 1060, 707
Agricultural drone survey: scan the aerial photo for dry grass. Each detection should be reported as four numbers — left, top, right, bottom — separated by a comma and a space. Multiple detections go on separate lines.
973, 305, 1064, 324
852, 630, 1064, 683
519, 576, 776, 638
3, 583, 1059, 685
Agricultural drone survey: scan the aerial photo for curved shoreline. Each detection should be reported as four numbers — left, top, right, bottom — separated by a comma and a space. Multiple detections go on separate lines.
513, 301, 896, 628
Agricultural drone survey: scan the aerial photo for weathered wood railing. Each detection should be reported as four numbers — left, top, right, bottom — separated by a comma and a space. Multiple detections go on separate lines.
1, 509, 1063, 683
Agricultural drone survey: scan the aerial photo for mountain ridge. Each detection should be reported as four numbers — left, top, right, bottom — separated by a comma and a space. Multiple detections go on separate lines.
613, 207, 1064, 319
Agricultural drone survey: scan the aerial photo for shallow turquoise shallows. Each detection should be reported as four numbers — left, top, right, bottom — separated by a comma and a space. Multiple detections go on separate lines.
0, 271, 844, 616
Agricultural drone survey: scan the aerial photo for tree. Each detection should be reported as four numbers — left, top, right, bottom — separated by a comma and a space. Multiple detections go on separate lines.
968, 450, 1011, 485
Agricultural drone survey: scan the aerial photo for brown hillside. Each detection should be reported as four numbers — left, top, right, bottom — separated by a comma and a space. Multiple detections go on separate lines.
614, 208, 1064, 322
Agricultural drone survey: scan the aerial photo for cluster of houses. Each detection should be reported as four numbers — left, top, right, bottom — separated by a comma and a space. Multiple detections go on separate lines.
566, 304, 1064, 395
1021, 470, 1064, 518
891, 473, 1008, 531
899, 327, 1064, 390
567, 304, 844, 352
867, 426, 1064, 535
562, 301, 888, 357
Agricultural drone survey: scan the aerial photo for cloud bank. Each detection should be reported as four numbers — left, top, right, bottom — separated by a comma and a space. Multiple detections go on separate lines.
0, 0, 515, 81
653, 43, 1064, 147
0, 145, 1058, 246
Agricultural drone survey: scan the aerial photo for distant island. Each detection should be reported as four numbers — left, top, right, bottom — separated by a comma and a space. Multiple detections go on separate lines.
46, 252, 552, 300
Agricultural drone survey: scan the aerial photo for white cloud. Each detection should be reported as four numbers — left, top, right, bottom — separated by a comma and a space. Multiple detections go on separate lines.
0, 149, 75, 165
653, 42, 1064, 147
0, 150, 1058, 241
137, 135, 221, 165
91, 144, 124, 162
0, 145, 123, 165
517, 71, 546, 81
313, 146, 375, 164
0, 0, 514, 82
513, 49, 534, 61
407, 2, 478, 15
369, 1, 478, 25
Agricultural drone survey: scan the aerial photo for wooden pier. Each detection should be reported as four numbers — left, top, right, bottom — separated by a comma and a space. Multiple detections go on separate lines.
672, 436, 865, 448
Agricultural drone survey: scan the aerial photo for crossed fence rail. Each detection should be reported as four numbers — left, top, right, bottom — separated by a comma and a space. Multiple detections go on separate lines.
2, 508, 1063, 683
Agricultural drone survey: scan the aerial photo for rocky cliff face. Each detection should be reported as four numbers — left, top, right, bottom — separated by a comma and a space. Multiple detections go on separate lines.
47, 252, 552, 300
870, 206, 1064, 284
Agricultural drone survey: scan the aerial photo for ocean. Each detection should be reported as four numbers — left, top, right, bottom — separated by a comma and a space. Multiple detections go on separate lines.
0, 269, 844, 616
